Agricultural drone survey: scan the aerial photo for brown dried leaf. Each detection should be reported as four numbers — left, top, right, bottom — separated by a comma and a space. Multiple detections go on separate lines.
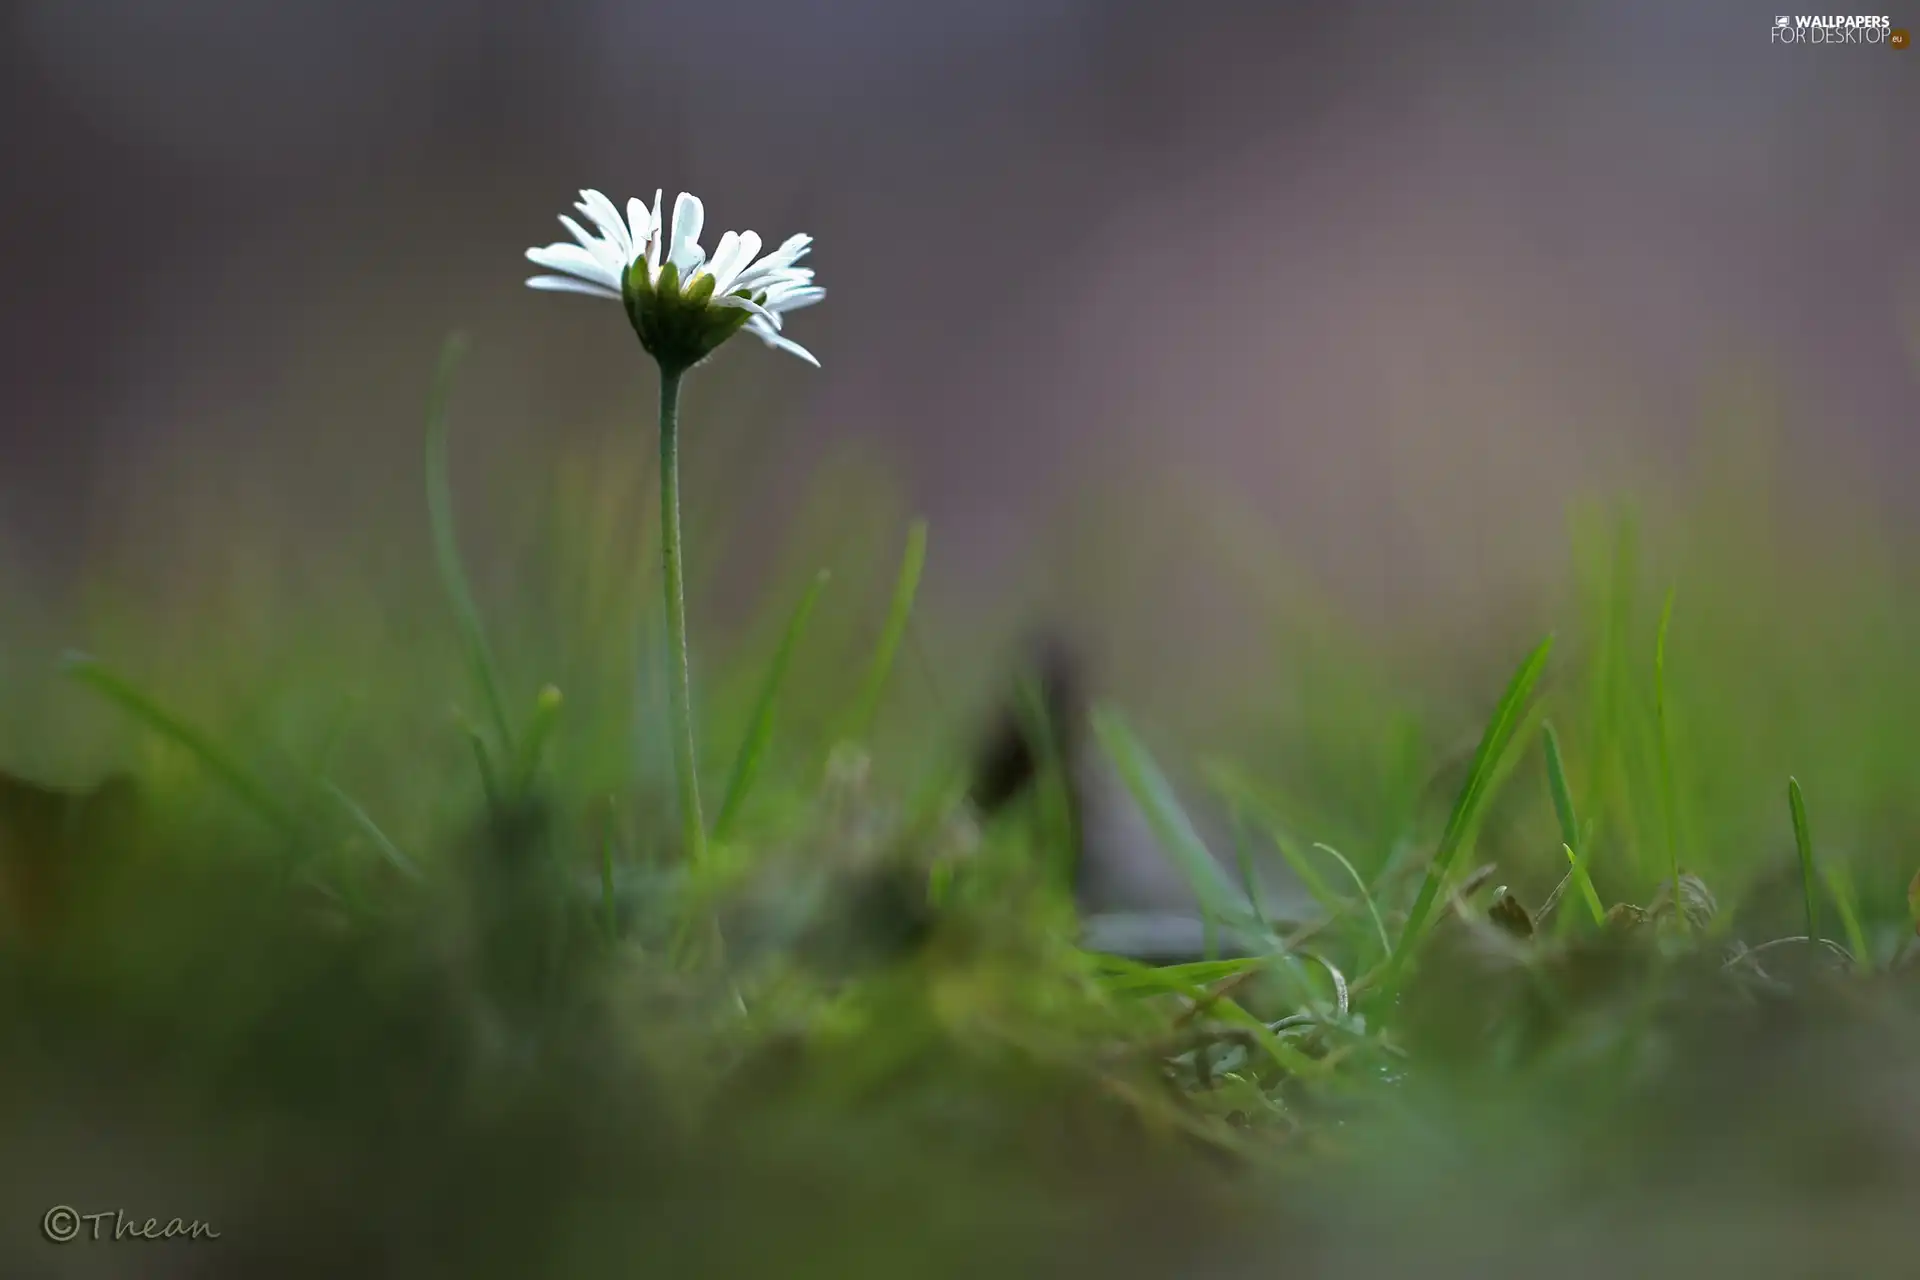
1487, 890, 1535, 939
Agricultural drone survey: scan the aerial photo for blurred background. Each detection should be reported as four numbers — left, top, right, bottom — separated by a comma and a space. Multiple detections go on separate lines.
2, 8, 1920, 1273
0, 0, 1915, 712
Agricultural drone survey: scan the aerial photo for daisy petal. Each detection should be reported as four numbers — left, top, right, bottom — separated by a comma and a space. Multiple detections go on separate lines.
647, 190, 664, 270
526, 243, 622, 289
709, 229, 762, 295
712, 292, 777, 323
577, 190, 633, 257
733, 272, 809, 300
526, 275, 623, 300
770, 232, 813, 261
747, 322, 820, 366
558, 214, 627, 276
740, 232, 812, 279
762, 283, 825, 313
668, 192, 706, 273
758, 272, 817, 298
559, 213, 602, 250
698, 230, 741, 286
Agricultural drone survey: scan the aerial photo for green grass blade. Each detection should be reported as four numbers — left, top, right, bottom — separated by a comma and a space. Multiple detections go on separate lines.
425, 332, 515, 763
63, 652, 298, 839
1091, 956, 1322, 1077
1543, 722, 1604, 928
1467, 703, 1547, 850
843, 519, 928, 745
1229, 807, 1272, 934
1205, 995, 1326, 1077
601, 808, 620, 945
456, 714, 501, 812
1014, 672, 1080, 887
513, 685, 565, 797
311, 688, 363, 779
1385, 634, 1554, 987
1093, 954, 1271, 994
1654, 585, 1682, 905
1543, 721, 1580, 852
1821, 862, 1869, 971
1203, 763, 1343, 914
1311, 842, 1393, 962
1582, 510, 1644, 876
1092, 708, 1262, 939
1787, 777, 1819, 944
322, 781, 424, 883
715, 570, 829, 842
906, 612, 947, 723
1563, 842, 1605, 927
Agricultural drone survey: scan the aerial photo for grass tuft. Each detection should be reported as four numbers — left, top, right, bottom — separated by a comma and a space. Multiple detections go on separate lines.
62, 651, 299, 840
1093, 708, 1267, 952
1380, 633, 1553, 994
424, 332, 516, 771
12, 346, 1920, 1274
1788, 776, 1819, 944
1543, 722, 1605, 927
842, 520, 928, 747
716, 569, 830, 842
1308, 841, 1393, 963
1653, 584, 1683, 912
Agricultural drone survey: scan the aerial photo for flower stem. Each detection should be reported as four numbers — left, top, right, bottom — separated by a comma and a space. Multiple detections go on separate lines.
657, 367, 706, 865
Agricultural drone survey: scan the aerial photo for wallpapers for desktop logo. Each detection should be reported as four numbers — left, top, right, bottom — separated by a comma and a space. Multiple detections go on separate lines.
1770, 14, 1907, 44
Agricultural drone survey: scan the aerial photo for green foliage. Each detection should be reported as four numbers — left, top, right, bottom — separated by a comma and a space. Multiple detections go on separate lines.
8, 357, 1920, 1275
424, 333, 517, 772
1542, 722, 1605, 929
1093, 708, 1271, 949
1381, 633, 1553, 994
1788, 776, 1818, 942
715, 570, 830, 841
841, 519, 928, 746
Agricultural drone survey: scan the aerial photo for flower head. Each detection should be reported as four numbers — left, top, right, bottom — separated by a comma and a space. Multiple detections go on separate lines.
526, 188, 824, 371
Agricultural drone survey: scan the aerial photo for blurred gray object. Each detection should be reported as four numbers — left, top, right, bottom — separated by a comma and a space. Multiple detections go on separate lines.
966, 635, 1318, 963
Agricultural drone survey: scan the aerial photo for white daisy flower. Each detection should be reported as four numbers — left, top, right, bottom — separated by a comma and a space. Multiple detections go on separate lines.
526, 188, 824, 371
